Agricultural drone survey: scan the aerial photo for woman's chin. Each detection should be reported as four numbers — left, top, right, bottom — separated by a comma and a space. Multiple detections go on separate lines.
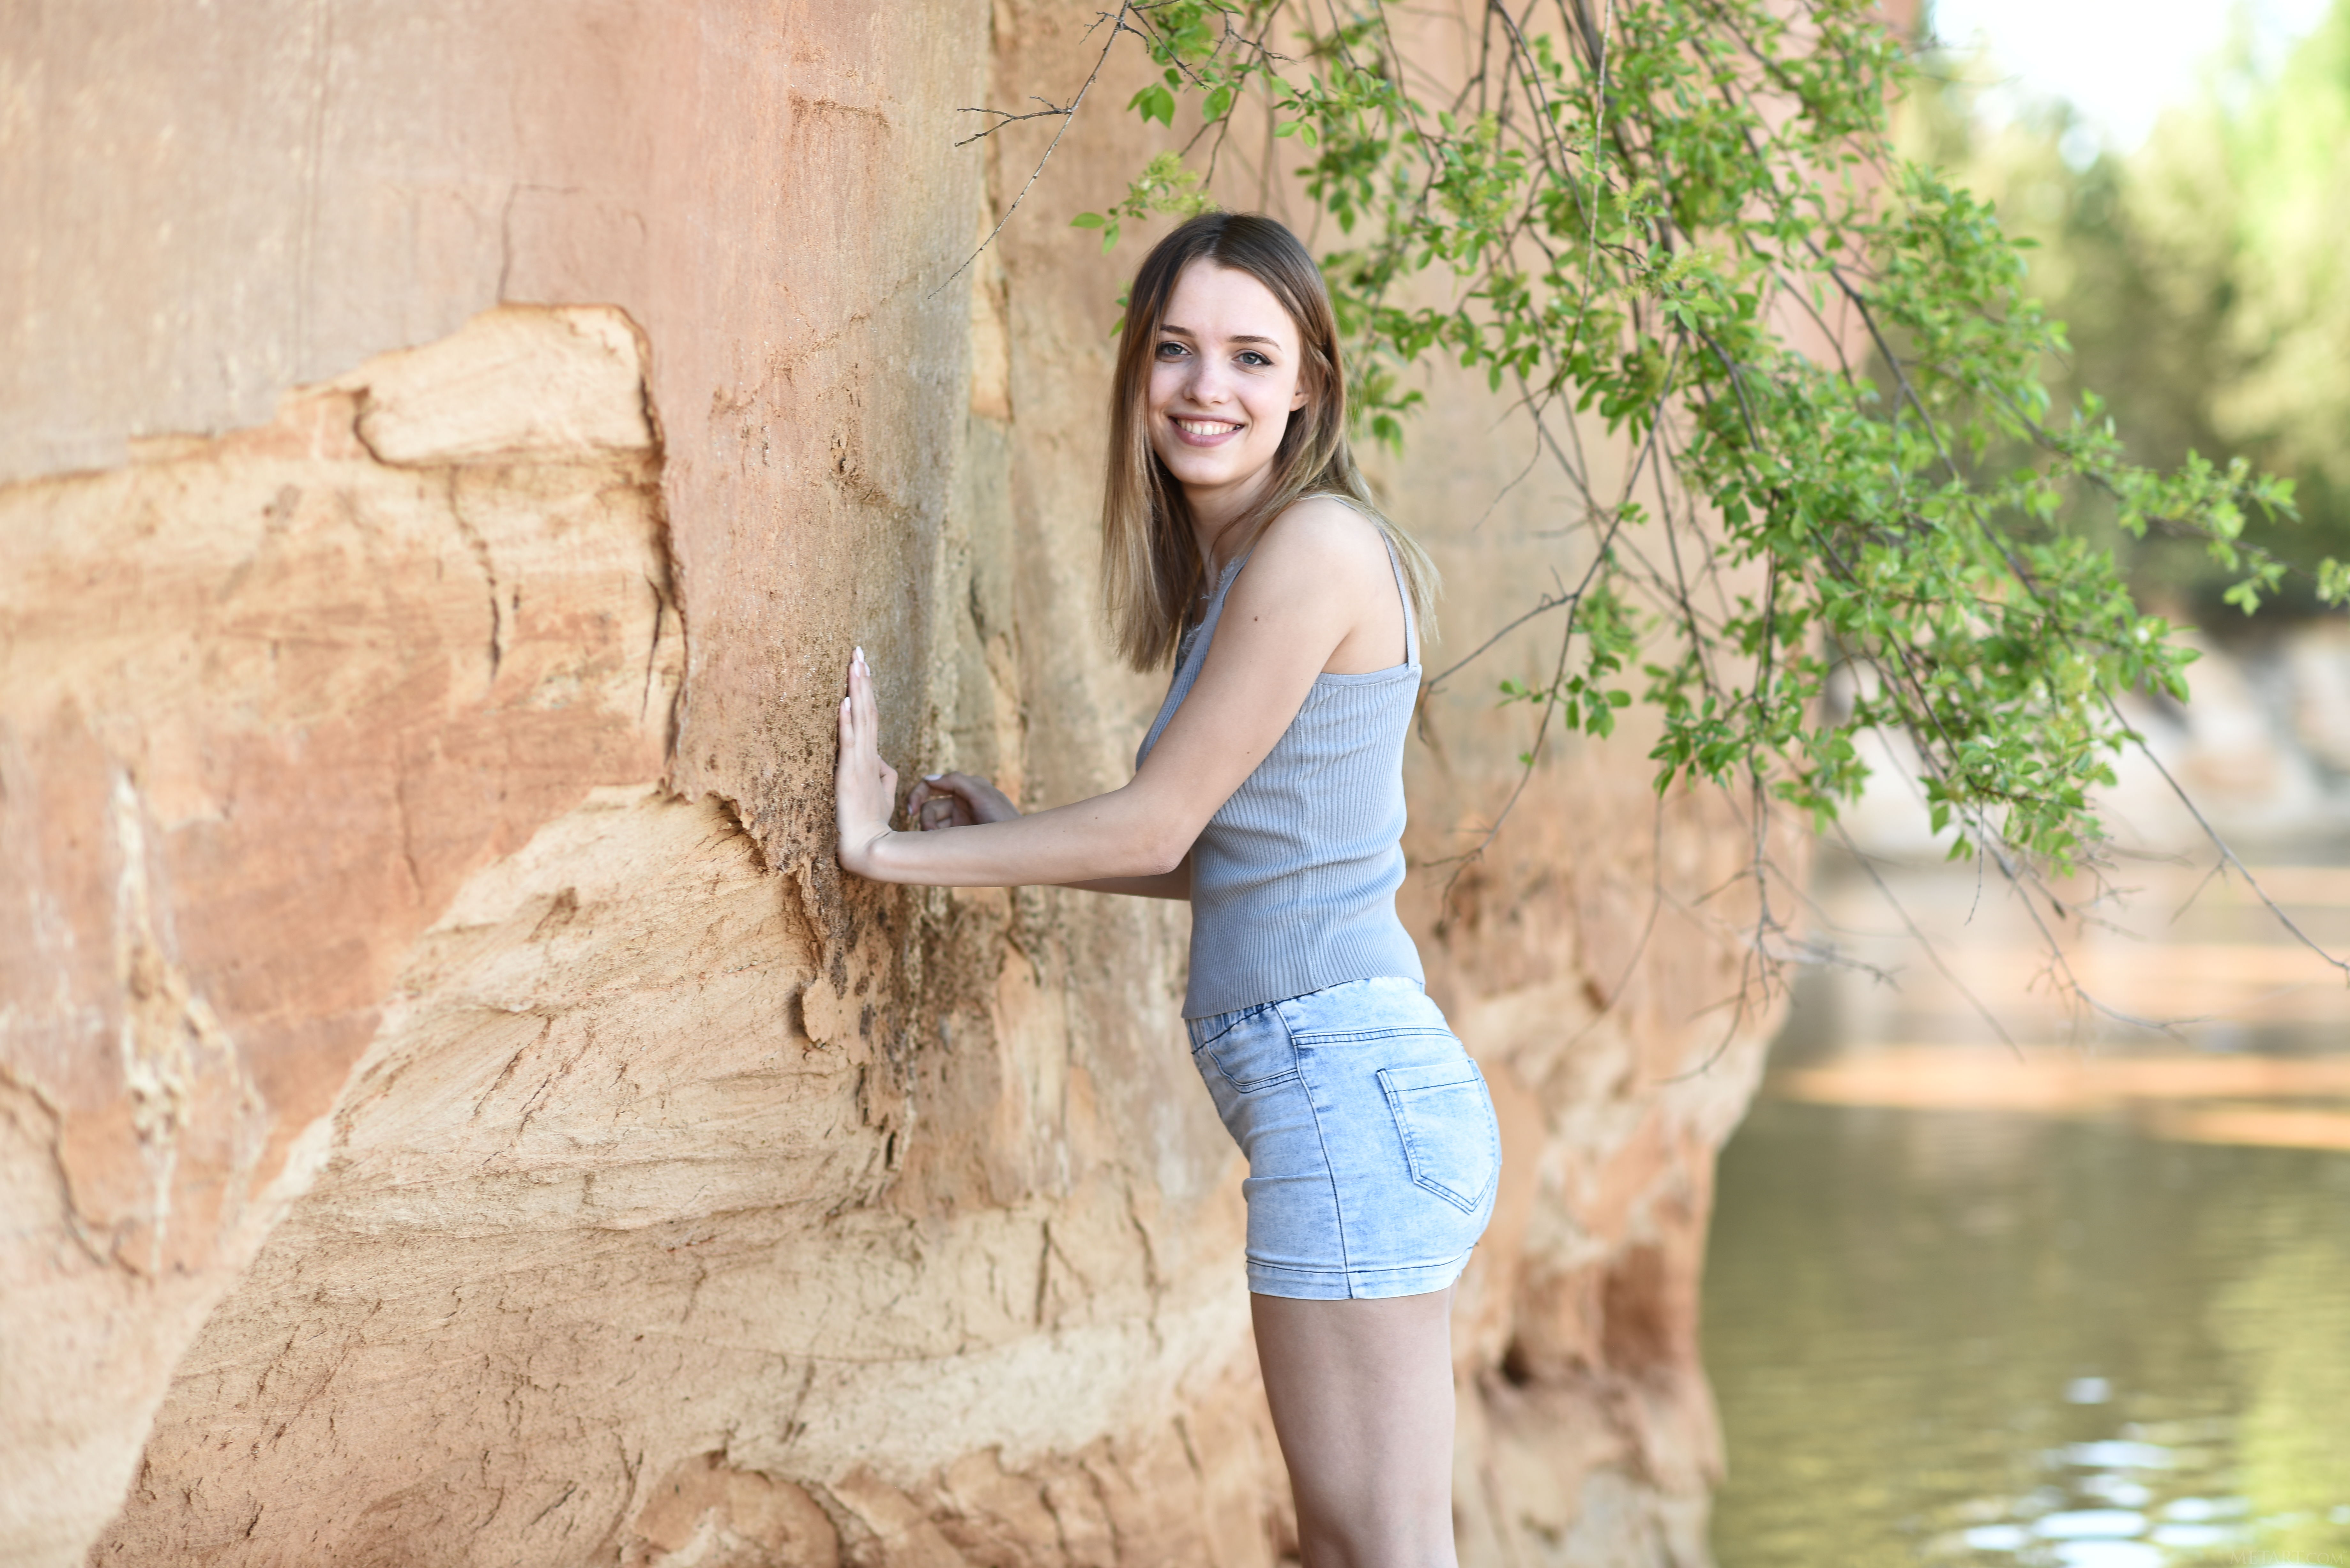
1156, 450, 1260, 495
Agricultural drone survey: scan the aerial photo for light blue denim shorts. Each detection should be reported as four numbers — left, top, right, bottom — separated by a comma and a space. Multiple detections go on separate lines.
1186, 976, 1501, 1300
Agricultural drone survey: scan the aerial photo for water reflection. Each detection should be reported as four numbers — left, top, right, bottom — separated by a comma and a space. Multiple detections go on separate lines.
1704, 1103, 2350, 1567
2218, 1213, 2350, 1566
1703, 852, 2350, 1568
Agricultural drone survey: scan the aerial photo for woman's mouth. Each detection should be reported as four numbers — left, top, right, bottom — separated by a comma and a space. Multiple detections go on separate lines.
1171, 416, 1243, 447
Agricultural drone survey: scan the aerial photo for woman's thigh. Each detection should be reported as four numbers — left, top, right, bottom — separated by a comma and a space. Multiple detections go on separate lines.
1251, 1288, 1458, 1568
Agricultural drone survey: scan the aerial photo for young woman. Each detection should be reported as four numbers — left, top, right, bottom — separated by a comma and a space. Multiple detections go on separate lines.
834, 211, 1500, 1567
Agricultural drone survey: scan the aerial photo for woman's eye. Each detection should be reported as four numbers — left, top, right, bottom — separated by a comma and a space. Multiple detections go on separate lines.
1156, 341, 1187, 358
1238, 351, 1270, 367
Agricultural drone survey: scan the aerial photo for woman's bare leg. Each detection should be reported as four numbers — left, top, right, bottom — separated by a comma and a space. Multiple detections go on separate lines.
1250, 1288, 1458, 1568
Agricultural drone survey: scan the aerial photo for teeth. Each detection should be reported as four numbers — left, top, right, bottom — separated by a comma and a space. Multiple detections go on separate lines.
1177, 419, 1239, 435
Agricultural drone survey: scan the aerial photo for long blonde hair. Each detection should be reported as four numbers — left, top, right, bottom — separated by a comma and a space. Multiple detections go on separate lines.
1100, 212, 1439, 671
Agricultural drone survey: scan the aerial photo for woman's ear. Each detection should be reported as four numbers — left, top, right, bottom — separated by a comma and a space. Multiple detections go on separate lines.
1292, 348, 1330, 412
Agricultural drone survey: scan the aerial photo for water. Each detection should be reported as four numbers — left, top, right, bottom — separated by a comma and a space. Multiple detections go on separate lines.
1706, 1100, 2350, 1567
1702, 855, 2350, 1568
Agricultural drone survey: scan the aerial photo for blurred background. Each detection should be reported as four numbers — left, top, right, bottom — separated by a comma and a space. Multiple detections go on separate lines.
1703, 1, 2350, 1564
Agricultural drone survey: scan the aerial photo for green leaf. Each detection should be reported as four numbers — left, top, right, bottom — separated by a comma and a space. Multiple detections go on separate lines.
1130, 83, 1176, 127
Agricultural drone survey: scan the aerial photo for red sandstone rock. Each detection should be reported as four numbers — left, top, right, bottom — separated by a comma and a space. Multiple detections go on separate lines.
1, 305, 680, 1561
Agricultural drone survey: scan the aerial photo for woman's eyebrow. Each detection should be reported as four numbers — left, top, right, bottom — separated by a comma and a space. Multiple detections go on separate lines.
1157, 323, 1284, 349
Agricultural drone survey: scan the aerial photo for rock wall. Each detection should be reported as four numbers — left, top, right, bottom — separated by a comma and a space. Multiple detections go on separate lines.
0, 4, 1789, 1565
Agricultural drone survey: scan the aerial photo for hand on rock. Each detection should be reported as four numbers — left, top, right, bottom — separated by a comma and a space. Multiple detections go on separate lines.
835, 647, 898, 879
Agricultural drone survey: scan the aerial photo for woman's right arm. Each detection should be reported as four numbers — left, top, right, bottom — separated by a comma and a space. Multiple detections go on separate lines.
1063, 857, 1191, 900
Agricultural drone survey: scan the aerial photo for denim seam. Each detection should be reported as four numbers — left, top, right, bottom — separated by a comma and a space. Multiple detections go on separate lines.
1212, 1057, 1301, 1095
1189, 1000, 1276, 1053
1345, 1246, 1478, 1288
1247, 1260, 1350, 1278
1284, 1024, 1457, 1047
1246, 1252, 1475, 1297
1277, 996, 1355, 1287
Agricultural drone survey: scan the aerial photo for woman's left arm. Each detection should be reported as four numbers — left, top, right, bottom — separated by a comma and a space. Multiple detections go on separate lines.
904, 770, 1193, 898
835, 503, 1389, 888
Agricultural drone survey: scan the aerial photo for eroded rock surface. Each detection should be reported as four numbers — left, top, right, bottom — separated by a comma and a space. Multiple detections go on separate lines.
1, 305, 680, 1564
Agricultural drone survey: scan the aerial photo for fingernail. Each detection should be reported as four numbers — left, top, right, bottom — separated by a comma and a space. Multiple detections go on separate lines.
923, 773, 943, 780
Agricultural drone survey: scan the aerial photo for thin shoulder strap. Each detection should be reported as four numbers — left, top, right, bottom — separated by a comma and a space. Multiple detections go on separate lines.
1181, 550, 1249, 668
1322, 493, 1419, 666
1381, 533, 1418, 666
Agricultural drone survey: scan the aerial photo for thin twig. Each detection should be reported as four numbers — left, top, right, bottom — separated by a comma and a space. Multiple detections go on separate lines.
1432, 339, 1683, 890
935, 3, 1139, 295
1423, 588, 1581, 695
2104, 693, 2350, 981
1830, 818, 2021, 1054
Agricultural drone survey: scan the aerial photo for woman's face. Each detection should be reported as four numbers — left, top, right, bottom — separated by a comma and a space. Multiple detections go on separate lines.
1145, 259, 1310, 524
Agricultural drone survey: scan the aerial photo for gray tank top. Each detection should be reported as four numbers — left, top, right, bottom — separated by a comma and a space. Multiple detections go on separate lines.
1136, 524, 1426, 1018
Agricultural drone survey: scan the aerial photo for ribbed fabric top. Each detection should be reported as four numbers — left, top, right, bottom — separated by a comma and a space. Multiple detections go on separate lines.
1137, 529, 1425, 1018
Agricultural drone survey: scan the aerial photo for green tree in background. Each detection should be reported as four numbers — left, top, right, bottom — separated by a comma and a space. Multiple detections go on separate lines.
1905, 0, 2350, 619
979, 0, 2348, 982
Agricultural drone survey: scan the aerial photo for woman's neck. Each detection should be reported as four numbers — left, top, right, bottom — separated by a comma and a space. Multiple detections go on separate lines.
1186, 464, 1278, 575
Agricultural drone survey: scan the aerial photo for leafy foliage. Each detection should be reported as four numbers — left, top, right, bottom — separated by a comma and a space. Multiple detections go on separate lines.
1064, 0, 2332, 884
1903, 1, 2350, 618
1072, 149, 1216, 250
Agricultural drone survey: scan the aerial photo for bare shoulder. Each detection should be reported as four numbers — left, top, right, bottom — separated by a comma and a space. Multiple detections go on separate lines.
1220, 495, 1408, 672
1240, 494, 1393, 592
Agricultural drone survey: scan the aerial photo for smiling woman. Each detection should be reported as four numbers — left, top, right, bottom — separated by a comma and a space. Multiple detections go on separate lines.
831, 211, 1493, 1568
1099, 212, 1437, 673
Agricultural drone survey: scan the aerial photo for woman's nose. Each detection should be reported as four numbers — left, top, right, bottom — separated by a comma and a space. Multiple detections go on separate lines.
1185, 359, 1233, 404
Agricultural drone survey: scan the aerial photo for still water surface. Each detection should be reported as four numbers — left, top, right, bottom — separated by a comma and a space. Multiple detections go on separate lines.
1706, 1101, 2350, 1568
1702, 856, 2350, 1568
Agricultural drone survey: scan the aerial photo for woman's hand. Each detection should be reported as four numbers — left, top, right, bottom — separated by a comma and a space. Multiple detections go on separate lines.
908, 772, 1021, 831
835, 647, 899, 879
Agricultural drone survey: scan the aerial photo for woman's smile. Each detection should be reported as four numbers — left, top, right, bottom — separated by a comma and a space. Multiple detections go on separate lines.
1171, 415, 1245, 445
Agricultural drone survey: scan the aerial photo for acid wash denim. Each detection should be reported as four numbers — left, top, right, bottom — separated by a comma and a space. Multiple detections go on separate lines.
1186, 976, 1501, 1300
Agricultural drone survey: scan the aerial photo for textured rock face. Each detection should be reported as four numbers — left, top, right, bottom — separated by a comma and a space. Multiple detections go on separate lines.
2, 4, 1788, 1565
0, 306, 680, 1563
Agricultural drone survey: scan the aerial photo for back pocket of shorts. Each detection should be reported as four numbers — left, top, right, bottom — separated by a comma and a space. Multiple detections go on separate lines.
1377, 1061, 1499, 1215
